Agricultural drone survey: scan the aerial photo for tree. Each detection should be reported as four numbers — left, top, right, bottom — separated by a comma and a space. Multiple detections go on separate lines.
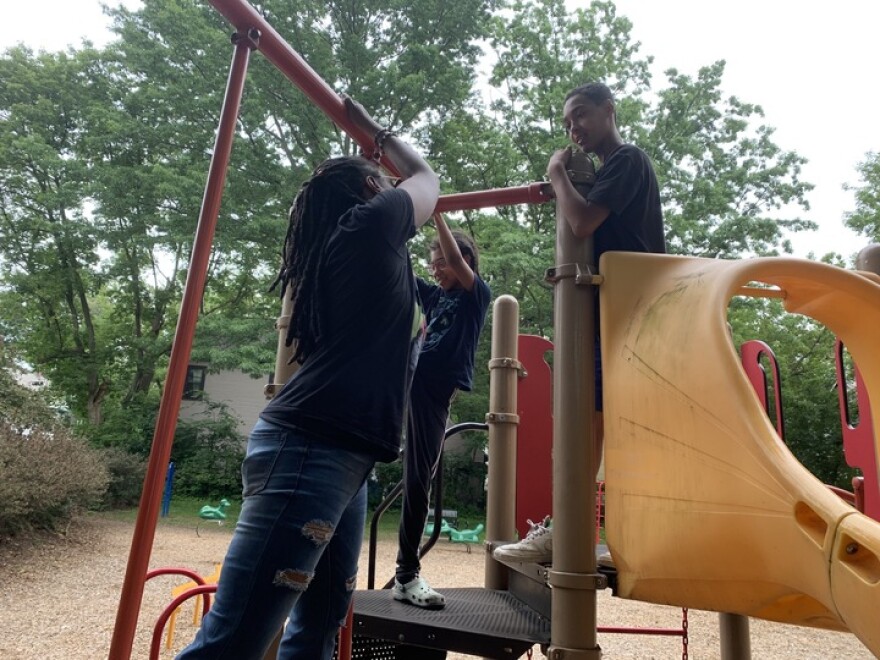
3, 0, 848, 492
487, 0, 815, 259
0, 0, 500, 447
0, 47, 111, 424
844, 151, 880, 242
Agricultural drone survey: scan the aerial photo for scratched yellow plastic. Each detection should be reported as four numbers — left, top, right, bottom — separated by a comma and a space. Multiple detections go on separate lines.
599, 253, 880, 654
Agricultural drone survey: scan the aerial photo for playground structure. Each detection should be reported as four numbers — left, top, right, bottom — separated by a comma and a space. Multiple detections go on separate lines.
106, 0, 880, 657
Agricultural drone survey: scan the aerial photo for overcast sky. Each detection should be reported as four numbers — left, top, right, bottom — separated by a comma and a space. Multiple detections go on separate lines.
2, 0, 877, 260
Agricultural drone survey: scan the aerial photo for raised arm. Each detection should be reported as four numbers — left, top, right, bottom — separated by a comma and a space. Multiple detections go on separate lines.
547, 148, 610, 238
433, 214, 476, 291
343, 95, 439, 227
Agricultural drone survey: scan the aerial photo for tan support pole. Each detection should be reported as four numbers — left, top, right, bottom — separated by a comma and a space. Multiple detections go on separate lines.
264, 292, 299, 399
261, 284, 300, 660
548, 156, 602, 659
856, 243, 880, 274
484, 294, 520, 589
719, 612, 752, 659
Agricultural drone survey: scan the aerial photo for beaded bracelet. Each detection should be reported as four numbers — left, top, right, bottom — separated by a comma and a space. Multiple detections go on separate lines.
372, 128, 397, 159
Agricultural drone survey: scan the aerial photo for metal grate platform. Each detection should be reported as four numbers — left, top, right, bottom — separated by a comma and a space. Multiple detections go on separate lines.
349, 587, 550, 659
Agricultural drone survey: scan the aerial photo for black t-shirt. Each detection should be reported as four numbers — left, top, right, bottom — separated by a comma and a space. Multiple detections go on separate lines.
414, 275, 491, 391
260, 188, 423, 463
587, 144, 666, 263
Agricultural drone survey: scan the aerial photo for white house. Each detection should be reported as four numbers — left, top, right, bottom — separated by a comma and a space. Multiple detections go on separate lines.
178, 364, 270, 437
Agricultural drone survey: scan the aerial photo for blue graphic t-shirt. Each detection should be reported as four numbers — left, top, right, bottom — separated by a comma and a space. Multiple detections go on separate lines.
415, 275, 491, 391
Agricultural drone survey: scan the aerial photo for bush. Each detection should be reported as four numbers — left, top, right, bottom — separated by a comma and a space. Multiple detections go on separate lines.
0, 370, 109, 536
442, 444, 487, 514
170, 403, 246, 499
371, 434, 487, 517
372, 461, 403, 510
101, 447, 147, 509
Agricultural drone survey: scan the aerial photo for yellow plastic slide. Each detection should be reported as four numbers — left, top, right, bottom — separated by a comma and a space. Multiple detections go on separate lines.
600, 253, 880, 655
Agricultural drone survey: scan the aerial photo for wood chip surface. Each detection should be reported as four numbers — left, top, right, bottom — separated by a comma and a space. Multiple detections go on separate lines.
0, 516, 872, 659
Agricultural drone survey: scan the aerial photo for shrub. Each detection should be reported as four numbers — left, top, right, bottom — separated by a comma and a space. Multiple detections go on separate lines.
101, 447, 147, 509
0, 370, 109, 536
442, 444, 487, 514
170, 403, 246, 499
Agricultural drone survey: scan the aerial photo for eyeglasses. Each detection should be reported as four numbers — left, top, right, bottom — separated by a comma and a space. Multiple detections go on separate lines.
378, 175, 402, 188
429, 258, 448, 271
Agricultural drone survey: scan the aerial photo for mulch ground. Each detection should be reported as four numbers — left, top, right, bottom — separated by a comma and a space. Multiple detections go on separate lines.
0, 515, 872, 659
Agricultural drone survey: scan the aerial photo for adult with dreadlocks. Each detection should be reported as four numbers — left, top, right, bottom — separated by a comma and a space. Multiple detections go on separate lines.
177, 94, 439, 660
392, 214, 490, 609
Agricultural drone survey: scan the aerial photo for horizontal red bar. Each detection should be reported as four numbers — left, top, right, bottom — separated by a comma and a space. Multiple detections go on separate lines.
436, 182, 552, 213
598, 627, 685, 636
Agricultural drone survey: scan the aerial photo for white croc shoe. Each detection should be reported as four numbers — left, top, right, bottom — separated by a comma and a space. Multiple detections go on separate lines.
392, 576, 446, 609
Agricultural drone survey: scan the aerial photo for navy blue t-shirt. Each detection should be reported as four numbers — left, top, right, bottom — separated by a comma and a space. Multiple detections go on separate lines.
587, 144, 666, 263
414, 275, 491, 391
260, 188, 424, 463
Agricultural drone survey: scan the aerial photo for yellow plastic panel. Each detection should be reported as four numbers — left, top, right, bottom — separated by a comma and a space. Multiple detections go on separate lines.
599, 253, 880, 653
831, 513, 880, 652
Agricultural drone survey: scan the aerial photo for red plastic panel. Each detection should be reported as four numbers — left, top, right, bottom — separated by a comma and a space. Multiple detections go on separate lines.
740, 340, 785, 440
515, 335, 554, 539
836, 340, 879, 521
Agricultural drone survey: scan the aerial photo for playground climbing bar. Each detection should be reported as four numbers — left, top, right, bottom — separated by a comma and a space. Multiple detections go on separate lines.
108, 30, 258, 660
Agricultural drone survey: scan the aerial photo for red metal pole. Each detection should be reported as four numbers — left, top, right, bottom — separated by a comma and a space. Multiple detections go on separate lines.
107, 31, 258, 660
436, 182, 551, 213
208, 0, 379, 165
208, 0, 555, 212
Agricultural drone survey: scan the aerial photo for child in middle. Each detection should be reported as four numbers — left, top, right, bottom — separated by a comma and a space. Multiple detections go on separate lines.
392, 214, 491, 609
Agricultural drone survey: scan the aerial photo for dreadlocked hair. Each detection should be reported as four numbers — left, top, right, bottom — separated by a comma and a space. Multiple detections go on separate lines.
271, 156, 381, 364
430, 229, 480, 273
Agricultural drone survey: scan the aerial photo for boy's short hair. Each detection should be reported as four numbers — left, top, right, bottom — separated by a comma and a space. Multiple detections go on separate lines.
565, 82, 614, 106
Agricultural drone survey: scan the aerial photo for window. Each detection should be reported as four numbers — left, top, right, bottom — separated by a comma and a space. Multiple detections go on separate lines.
183, 365, 207, 400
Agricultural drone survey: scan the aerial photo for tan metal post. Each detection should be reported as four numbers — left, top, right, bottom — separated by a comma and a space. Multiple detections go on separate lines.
719, 612, 752, 659
856, 243, 880, 274
547, 163, 602, 658
484, 294, 520, 589
264, 292, 299, 399
261, 292, 301, 658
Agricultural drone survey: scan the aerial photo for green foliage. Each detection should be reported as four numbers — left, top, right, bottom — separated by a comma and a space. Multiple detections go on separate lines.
844, 151, 880, 242
0, 0, 854, 500
371, 430, 488, 519
442, 436, 488, 514
372, 461, 403, 511
169, 402, 246, 499
0, 369, 109, 536
100, 446, 148, 509
646, 62, 815, 257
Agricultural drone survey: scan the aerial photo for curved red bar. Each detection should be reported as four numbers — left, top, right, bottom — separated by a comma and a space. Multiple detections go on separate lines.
150, 584, 219, 660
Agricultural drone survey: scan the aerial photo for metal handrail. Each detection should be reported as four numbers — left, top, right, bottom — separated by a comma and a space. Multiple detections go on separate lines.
366, 421, 488, 590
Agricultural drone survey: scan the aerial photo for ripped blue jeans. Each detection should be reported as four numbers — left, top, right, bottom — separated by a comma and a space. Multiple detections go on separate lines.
177, 418, 374, 660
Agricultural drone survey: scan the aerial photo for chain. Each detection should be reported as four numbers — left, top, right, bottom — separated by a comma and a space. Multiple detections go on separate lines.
681, 607, 689, 660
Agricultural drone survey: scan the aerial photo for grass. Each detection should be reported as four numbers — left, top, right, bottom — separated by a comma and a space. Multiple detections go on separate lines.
99, 496, 242, 531
99, 498, 486, 543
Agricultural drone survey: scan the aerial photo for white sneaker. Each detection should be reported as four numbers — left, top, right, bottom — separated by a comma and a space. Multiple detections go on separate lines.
597, 550, 615, 567
492, 516, 553, 563
392, 576, 446, 609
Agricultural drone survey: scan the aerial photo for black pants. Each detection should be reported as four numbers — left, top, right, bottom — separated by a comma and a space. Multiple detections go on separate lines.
395, 375, 456, 584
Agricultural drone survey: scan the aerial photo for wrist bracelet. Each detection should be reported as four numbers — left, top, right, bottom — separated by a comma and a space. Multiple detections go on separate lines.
372, 128, 397, 159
